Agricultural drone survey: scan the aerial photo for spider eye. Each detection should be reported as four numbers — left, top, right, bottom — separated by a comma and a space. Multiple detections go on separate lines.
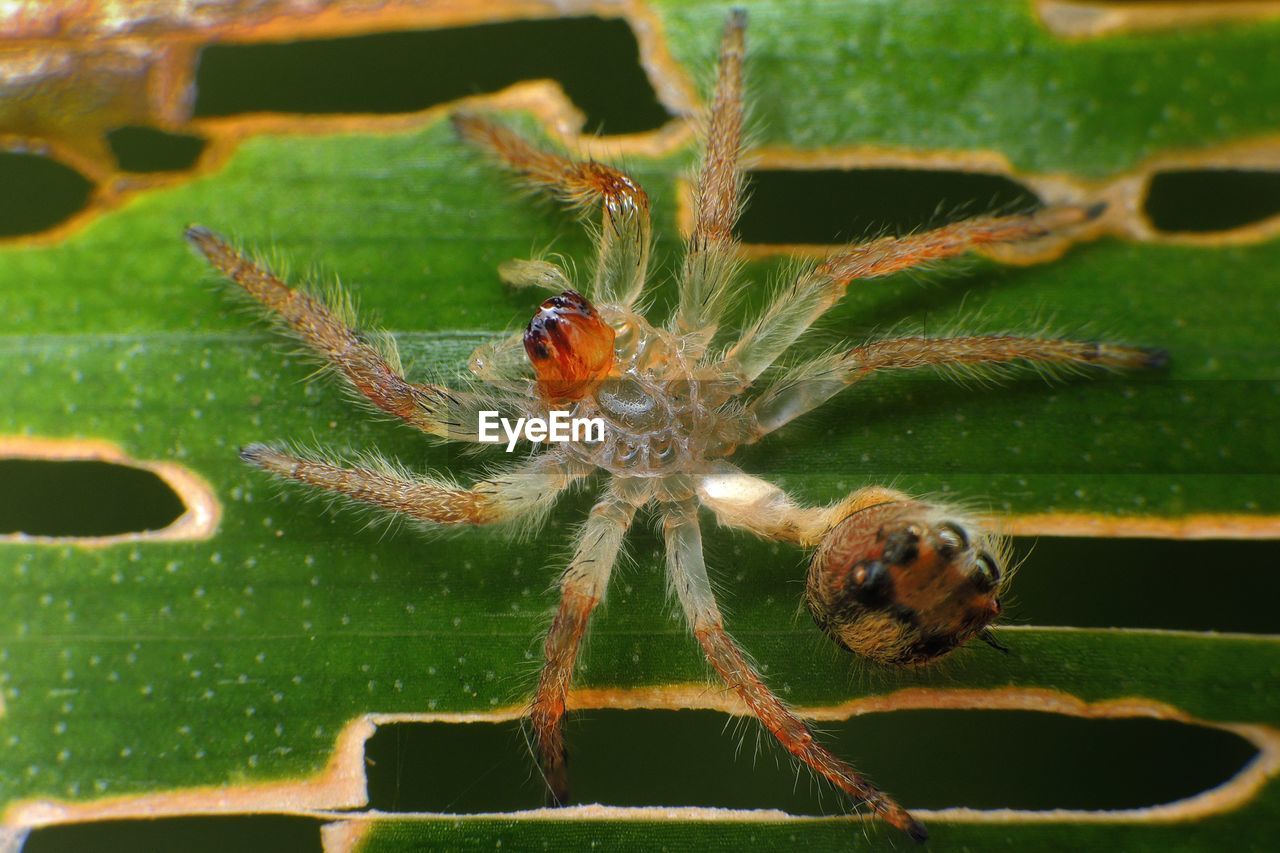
972, 551, 1001, 590
847, 559, 893, 608
935, 521, 969, 556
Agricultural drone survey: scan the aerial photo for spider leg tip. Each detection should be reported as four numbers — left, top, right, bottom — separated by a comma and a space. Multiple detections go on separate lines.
449, 110, 485, 140
979, 629, 1012, 656
183, 224, 214, 247
543, 776, 571, 808
1142, 347, 1171, 370
906, 817, 929, 843
239, 443, 271, 465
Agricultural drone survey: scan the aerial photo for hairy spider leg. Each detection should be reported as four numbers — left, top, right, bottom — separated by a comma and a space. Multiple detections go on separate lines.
531, 492, 635, 804
673, 10, 747, 345
723, 205, 1107, 384
240, 445, 585, 527
747, 334, 1167, 438
452, 113, 651, 307
185, 227, 500, 441
496, 258, 573, 293
662, 499, 928, 842
693, 460, 907, 547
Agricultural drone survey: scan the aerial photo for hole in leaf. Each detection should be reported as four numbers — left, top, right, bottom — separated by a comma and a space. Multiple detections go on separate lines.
365, 710, 1255, 813
1146, 169, 1280, 234
737, 169, 1041, 244
786, 379, 1271, 479
0, 460, 186, 537
106, 126, 207, 173
193, 18, 670, 134
1005, 536, 1280, 633
0, 152, 93, 237
23, 815, 322, 853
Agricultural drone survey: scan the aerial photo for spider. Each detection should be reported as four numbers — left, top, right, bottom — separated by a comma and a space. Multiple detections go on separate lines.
185, 11, 1164, 842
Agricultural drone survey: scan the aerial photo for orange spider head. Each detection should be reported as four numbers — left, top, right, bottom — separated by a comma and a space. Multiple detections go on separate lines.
806, 501, 1008, 666
524, 290, 616, 403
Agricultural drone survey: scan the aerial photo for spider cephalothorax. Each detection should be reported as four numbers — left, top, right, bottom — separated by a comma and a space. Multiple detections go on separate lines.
187, 11, 1163, 843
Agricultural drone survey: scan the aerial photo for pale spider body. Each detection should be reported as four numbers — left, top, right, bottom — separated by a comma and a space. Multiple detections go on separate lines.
471, 301, 734, 475
187, 12, 1162, 843
560, 309, 730, 476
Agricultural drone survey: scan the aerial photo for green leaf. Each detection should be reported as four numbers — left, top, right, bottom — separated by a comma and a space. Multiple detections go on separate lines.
1, 1, 1277, 850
